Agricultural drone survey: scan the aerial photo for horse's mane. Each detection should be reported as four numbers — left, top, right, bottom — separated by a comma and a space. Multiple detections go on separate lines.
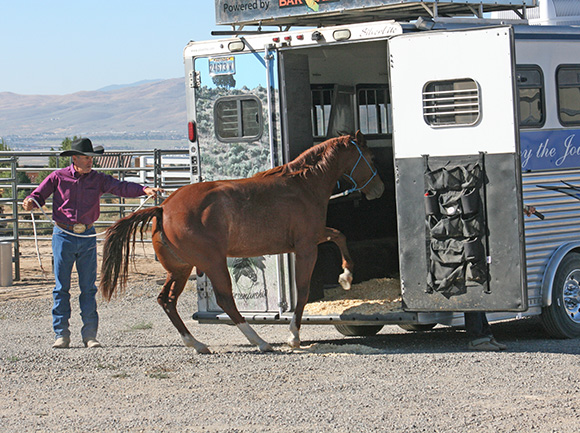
255, 135, 351, 179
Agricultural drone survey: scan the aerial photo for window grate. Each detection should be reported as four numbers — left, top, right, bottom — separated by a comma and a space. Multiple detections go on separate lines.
423, 79, 480, 127
311, 86, 334, 138
357, 85, 391, 136
214, 96, 263, 142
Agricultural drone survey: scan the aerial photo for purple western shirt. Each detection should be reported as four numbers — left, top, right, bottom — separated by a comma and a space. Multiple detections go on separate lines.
26, 164, 147, 225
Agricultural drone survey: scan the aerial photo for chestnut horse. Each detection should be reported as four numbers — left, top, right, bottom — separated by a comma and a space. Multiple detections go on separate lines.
99, 131, 384, 353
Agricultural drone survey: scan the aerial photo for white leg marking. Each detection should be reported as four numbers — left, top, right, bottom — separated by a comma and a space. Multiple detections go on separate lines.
338, 268, 353, 290
287, 316, 301, 348
182, 334, 211, 354
237, 322, 273, 352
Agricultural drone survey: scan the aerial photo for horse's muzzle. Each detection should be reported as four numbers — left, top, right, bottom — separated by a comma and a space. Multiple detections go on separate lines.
363, 177, 385, 200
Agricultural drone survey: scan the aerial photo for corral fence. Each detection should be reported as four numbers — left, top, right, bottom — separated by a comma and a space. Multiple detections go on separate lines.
0, 149, 191, 281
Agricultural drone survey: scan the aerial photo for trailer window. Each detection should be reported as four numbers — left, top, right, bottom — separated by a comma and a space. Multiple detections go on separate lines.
357, 85, 391, 136
516, 66, 545, 128
214, 96, 263, 142
557, 65, 580, 126
311, 85, 333, 138
423, 79, 480, 127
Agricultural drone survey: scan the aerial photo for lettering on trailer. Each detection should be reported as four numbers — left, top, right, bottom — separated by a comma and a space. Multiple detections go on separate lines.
521, 129, 580, 171
223, 1, 270, 13
359, 24, 400, 37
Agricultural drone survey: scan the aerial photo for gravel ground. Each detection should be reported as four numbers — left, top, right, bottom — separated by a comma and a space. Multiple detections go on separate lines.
1, 243, 580, 432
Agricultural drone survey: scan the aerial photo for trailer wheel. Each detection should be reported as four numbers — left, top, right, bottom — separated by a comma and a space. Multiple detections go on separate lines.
334, 324, 384, 336
541, 252, 580, 338
398, 323, 436, 332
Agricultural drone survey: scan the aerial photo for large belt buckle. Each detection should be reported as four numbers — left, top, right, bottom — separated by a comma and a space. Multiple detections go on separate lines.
73, 223, 86, 234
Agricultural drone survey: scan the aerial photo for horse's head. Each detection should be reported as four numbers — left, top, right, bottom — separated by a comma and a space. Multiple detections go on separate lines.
342, 131, 385, 200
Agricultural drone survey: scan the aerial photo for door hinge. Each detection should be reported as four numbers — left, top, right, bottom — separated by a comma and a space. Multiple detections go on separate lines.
189, 70, 201, 89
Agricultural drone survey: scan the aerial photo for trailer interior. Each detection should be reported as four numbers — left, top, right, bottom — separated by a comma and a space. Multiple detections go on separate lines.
276, 41, 400, 303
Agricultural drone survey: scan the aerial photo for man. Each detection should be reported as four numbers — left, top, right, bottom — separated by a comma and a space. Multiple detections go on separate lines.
23, 138, 163, 349
466, 205, 540, 351
465, 312, 507, 351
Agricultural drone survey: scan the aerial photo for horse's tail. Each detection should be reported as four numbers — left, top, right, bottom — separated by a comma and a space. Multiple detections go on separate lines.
99, 206, 163, 301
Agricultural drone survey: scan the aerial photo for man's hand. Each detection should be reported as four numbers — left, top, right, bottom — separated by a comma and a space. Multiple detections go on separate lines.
144, 187, 164, 197
22, 198, 35, 211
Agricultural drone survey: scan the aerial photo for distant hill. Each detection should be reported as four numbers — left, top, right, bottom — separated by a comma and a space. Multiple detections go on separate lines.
0, 78, 187, 147
0, 80, 273, 180
97, 79, 163, 92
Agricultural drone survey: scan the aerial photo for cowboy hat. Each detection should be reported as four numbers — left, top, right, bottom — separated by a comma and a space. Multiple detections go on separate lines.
60, 138, 104, 157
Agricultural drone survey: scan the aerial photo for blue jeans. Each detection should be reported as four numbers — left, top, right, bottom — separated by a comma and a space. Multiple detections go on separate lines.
51, 225, 98, 341
464, 312, 492, 339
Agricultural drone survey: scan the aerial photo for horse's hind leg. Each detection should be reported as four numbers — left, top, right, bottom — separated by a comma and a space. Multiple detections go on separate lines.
158, 266, 210, 354
320, 227, 354, 290
288, 245, 318, 348
153, 231, 210, 353
206, 260, 273, 352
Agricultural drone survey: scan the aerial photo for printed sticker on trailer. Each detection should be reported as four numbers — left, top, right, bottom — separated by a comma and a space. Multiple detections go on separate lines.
521, 129, 580, 171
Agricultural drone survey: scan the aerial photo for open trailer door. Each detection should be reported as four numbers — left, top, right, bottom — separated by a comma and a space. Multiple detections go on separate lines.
389, 26, 527, 312
187, 47, 293, 321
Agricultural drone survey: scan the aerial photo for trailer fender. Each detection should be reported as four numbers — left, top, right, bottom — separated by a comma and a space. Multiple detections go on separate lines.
541, 242, 580, 307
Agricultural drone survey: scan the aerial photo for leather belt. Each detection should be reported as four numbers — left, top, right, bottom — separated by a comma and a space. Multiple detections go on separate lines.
56, 222, 94, 234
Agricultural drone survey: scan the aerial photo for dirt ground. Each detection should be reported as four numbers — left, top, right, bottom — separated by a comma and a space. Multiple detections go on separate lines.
1, 240, 580, 432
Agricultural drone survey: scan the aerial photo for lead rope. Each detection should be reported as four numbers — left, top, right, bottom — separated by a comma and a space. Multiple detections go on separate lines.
30, 209, 48, 279
27, 194, 156, 276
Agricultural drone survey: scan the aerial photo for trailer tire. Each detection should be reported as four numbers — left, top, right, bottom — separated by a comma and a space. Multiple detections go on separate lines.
541, 252, 580, 338
398, 324, 436, 332
334, 324, 383, 336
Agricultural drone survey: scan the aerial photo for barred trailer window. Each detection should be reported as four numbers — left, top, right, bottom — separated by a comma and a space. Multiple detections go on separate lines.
557, 65, 580, 126
357, 85, 391, 136
214, 96, 263, 142
311, 85, 333, 138
423, 78, 480, 127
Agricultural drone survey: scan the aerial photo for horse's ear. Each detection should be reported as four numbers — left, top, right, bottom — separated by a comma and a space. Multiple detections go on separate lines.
355, 130, 366, 147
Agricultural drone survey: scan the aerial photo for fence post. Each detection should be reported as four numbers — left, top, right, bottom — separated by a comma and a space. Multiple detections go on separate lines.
11, 158, 20, 280
0, 156, 21, 281
154, 149, 162, 206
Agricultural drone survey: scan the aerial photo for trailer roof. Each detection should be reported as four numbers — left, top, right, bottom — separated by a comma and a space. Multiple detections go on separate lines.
215, 0, 537, 28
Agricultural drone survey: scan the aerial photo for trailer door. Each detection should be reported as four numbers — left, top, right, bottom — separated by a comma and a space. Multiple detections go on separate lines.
389, 26, 527, 311
189, 49, 291, 319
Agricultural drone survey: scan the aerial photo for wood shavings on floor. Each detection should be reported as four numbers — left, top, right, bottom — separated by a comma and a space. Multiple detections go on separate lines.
304, 277, 402, 315
291, 343, 387, 355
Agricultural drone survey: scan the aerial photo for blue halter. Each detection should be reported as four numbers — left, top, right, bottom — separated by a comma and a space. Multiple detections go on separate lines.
333, 140, 378, 199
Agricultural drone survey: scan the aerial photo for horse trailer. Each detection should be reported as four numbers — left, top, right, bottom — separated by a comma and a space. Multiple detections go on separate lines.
183, 0, 580, 339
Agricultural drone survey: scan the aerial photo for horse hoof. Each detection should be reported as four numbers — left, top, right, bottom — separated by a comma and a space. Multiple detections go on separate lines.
287, 337, 301, 349
182, 335, 210, 353
338, 269, 353, 290
259, 343, 274, 352
195, 345, 212, 355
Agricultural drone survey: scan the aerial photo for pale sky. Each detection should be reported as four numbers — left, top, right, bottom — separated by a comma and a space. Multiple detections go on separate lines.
0, 1, 222, 95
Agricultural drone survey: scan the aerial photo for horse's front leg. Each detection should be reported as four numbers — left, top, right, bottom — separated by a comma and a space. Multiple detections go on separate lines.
319, 227, 354, 290
207, 261, 273, 352
288, 245, 318, 348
